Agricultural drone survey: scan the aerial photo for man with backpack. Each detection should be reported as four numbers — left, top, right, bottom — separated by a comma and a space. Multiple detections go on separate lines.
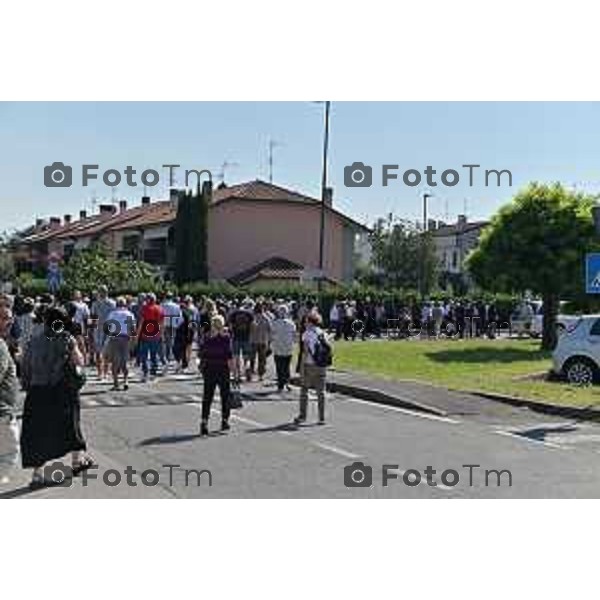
294, 310, 332, 426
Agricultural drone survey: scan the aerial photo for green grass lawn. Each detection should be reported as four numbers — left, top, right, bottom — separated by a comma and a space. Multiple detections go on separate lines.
333, 338, 600, 409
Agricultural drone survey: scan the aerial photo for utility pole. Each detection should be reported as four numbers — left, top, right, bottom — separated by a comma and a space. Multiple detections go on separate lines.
420, 192, 433, 299
317, 101, 331, 293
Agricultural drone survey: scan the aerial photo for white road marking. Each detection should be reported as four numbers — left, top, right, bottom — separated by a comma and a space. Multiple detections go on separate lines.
102, 397, 118, 406
84, 399, 99, 407
493, 429, 564, 449
313, 442, 361, 460
341, 396, 460, 424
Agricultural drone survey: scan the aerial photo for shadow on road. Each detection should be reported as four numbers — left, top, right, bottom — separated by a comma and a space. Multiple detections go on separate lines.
244, 422, 322, 434
138, 433, 200, 446
240, 391, 296, 402
513, 423, 578, 442
426, 346, 549, 365
138, 430, 229, 446
0, 485, 40, 499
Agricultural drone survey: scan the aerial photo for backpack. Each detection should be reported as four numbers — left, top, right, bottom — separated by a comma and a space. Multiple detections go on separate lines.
311, 333, 333, 368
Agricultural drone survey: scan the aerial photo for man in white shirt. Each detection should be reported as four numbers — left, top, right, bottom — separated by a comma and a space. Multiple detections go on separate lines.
71, 290, 90, 362
105, 297, 136, 391
161, 294, 182, 364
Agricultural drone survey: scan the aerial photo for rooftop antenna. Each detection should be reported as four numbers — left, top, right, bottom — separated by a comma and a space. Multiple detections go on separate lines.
268, 139, 282, 183
90, 191, 98, 213
444, 197, 449, 222
463, 198, 468, 219
215, 160, 239, 183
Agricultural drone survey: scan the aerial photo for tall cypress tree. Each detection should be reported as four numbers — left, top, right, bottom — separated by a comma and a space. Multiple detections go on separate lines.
174, 190, 191, 284
196, 180, 210, 282
174, 182, 210, 284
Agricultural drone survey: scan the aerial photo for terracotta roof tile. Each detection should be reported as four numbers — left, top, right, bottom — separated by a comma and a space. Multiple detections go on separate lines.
228, 256, 305, 285
18, 179, 370, 245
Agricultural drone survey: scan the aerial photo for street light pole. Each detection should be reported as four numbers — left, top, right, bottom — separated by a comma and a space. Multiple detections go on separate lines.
420, 192, 432, 299
318, 100, 331, 293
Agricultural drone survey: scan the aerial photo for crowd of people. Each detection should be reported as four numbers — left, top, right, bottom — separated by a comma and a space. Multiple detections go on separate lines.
0, 288, 334, 489
328, 298, 503, 340
0, 287, 508, 490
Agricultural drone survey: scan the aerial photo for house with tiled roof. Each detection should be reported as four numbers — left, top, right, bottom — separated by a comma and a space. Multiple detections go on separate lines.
430, 214, 488, 289
14, 179, 371, 285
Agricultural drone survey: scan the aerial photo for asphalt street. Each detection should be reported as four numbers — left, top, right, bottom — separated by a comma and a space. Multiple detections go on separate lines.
3, 367, 600, 499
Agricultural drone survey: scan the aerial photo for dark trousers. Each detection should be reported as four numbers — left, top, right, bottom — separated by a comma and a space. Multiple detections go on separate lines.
274, 355, 292, 390
250, 343, 269, 378
201, 368, 231, 423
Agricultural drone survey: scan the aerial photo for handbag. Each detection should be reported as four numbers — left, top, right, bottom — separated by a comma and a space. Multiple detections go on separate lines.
63, 336, 86, 391
228, 379, 243, 410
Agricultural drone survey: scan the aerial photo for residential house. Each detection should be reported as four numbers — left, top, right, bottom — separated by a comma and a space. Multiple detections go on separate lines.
14, 179, 371, 286
431, 215, 488, 291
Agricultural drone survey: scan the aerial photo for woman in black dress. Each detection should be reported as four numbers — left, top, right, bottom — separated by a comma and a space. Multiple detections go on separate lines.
20, 306, 94, 489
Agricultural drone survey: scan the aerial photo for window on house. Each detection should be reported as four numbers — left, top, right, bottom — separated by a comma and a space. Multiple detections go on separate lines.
121, 235, 141, 259
63, 244, 75, 260
143, 238, 167, 265
452, 251, 458, 268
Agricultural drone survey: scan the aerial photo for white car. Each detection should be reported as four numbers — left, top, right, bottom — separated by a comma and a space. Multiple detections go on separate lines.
511, 300, 578, 338
552, 315, 600, 385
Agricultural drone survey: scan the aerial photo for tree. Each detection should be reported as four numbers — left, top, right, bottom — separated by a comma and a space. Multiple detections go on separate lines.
174, 182, 210, 284
467, 182, 598, 350
63, 242, 158, 293
366, 214, 438, 292
0, 232, 15, 282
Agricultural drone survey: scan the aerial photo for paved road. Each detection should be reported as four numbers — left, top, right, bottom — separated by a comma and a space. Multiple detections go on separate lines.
2, 369, 600, 498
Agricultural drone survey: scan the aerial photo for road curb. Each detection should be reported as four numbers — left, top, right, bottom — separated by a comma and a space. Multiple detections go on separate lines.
462, 389, 600, 422
290, 376, 448, 417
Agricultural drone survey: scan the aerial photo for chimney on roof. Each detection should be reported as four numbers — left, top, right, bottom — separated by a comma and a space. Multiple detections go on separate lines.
169, 188, 179, 206
119, 200, 128, 212
79, 210, 87, 220
49, 217, 61, 229
141, 195, 151, 206
99, 204, 117, 217
64, 214, 72, 225
457, 214, 467, 227
427, 218, 437, 231
323, 186, 333, 207
35, 218, 44, 228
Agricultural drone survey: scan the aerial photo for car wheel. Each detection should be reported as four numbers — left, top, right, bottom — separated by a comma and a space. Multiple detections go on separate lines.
564, 358, 597, 386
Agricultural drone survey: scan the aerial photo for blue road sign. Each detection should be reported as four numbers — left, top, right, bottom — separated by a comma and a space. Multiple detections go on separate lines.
586, 253, 600, 294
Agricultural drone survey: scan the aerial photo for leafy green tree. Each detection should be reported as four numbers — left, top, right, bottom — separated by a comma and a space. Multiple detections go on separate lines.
367, 214, 437, 292
63, 243, 158, 293
0, 233, 15, 282
467, 182, 598, 350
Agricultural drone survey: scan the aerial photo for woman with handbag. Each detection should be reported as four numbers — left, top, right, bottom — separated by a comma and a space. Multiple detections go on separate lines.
20, 306, 94, 489
198, 314, 235, 436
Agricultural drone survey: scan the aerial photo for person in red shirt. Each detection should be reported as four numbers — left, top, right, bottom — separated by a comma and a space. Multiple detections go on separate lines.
136, 293, 164, 381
